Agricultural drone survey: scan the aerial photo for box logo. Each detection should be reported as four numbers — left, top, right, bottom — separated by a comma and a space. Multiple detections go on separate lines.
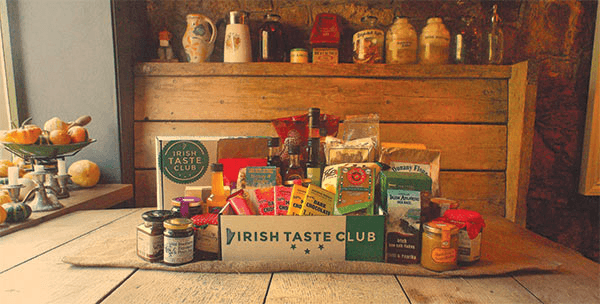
160, 140, 209, 184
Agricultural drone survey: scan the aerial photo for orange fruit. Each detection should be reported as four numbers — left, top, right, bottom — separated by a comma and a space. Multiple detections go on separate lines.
49, 130, 71, 145
68, 160, 100, 188
67, 126, 89, 143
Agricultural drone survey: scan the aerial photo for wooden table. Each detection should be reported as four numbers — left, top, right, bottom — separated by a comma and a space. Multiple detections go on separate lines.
1, 208, 598, 303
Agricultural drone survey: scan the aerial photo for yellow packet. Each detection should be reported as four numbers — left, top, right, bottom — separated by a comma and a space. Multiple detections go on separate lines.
287, 185, 307, 216
300, 184, 335, 216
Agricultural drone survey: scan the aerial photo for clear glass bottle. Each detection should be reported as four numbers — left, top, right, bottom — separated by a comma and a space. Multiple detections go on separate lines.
483, 4, 503, 64
353, 16, 384, 63
386, 17, 417, 64
206, 163, 227, 214
419, 17, 450, 64
451, 16, 481, 64
258, 13, 286, 62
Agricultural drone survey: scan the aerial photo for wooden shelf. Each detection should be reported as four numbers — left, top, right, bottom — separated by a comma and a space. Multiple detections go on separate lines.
135, 62, 513, 79
0, 184, 133, 237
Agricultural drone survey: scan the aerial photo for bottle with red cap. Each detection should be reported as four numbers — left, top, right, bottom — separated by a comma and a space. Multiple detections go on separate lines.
439, 209, 485, 263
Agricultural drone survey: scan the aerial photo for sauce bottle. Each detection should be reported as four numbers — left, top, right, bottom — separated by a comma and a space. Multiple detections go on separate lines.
451, 16, 481, 64
257, 13, 286, 62
206, 163, 227, 214
483, 4, 503, 64
386, 17, 417, 64
284, 145, 304, 182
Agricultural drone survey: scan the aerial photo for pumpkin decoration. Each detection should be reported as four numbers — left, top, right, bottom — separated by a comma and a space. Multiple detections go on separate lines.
43, 117, 69, 132
67, 126, 89, 143
49, 129, 71, 145
2, 125, 42, 144
0, 159, 14, 177
68, 160, 100, 188
0, 190, 11, 205
3, 202, 32, 222
0, 205, 7, 224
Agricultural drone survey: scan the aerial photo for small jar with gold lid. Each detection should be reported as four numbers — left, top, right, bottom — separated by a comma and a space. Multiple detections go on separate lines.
421, 220, 459, 272
163, 218, 195, 265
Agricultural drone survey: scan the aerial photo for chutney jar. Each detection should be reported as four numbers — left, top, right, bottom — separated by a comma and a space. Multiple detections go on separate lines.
163, 218, 195, 265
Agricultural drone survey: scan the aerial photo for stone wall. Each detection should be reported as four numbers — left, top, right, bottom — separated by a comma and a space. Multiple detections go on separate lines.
143, 0, 599, 262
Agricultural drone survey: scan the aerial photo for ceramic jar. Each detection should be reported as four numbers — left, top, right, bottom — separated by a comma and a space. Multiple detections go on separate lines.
224, 11, 252, 63
386, 17, 418, 64
419, 17, 450, 64
182, 14, 217, 63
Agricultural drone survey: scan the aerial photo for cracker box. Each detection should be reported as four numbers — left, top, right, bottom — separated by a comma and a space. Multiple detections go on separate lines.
156, 136, 268, 210
380, 171, 432, 264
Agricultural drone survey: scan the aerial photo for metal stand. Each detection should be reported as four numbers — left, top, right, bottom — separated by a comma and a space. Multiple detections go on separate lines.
24, 170, 63, 212
56, 174, 70, 198
2, 184, 24, 203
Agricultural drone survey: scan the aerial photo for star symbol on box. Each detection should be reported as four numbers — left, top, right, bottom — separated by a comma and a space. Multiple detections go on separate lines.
318, 244, 324, 250
304, 248, 310, 254
290, 244, 296, 250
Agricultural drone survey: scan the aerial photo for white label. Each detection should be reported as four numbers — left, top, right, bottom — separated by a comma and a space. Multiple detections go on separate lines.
164, 235, 194, 264
353, 29, 384, 62
458, 229, 481, 262
390, 162, 431, 177
136, 228, 163, 259
262, 31, 269, 59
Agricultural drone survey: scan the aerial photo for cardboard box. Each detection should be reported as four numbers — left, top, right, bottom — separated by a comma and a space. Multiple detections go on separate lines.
219, 213, 385, 262
155, 136, 268, 210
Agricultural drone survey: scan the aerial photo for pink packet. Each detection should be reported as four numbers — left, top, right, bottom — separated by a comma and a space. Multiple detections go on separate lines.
227, 190, 254, 215
255, 187, 275, 215
275, 186, 292, 216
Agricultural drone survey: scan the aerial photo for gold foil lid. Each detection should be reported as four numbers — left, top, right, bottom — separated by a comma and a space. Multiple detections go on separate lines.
164, 218, 193, 230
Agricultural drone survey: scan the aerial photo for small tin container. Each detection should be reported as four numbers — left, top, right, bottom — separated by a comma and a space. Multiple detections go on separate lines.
290, 48, 309, 63
441, 209, 485, 263
421, 220, 459, 272
430, 197, 459, 218
136, 210, 175, 262
163, 218, 195, 265
171, 196, 202, 218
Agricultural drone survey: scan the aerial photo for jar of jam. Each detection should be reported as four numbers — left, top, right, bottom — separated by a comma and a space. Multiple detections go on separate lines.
136, 210, 175, 262
440, 209, 485, 263
421, 220, 459, 272
171, 196, 202, 218
353, 16, 384, 63
257, 13, 286, 62
163, 218, 195, 265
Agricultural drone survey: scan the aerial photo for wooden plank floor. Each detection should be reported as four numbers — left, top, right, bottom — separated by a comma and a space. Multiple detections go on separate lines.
0, 208, 598, 303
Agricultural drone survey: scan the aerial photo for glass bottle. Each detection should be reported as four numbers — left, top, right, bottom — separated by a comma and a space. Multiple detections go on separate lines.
483, 4, 503, 64
267, 137, 283, 184
206, 163, 227, 214
386, 16, 417, 64
451, 16, 481, 64
257, 13, 286, 62
353, 16, 384, 63
284, 145, 304, 182
419, 17, 450, 64
305, 138, 322, 186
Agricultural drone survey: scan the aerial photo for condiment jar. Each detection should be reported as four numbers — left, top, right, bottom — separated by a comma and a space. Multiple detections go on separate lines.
419, 17, 450, 64
136, 210, 176, 262
171, 196, 202, 218
430, 197, 459, 218
421, 220, 459, 272
450, 16, 481, 64
353, 16, 384, 63
440, 209, 485, 263
385, 17, 417, 64
257, 13, 286, 62
163, 218, 195, 265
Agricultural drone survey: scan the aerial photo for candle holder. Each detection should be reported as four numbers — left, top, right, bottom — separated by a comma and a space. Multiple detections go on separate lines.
56, 174, 70, 199
2, 184, 24, 203
22, 170, 63, 212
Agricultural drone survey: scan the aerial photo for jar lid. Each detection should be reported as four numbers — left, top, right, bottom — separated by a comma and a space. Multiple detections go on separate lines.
442, 209, 486, 239
424, 220, 459, 234
171, 196, 202, 207
191, 213, 219, 226
211, 163, 224, 172
142, 210, 176, 223
164, 218, 193, 230
431, 198, 459, 208
427, 17, 443, 24
264, 13, 281, 21
291, 48, 308, 52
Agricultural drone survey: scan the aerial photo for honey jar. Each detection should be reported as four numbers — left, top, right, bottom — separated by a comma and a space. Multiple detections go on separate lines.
421, 220, 459, 272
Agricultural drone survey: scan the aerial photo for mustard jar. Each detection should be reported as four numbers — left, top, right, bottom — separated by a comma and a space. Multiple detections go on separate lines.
421, 220, 459, 272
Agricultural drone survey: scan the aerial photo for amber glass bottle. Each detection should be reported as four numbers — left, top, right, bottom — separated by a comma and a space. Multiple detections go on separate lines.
284, 145, 304, 182
257, 13, 286, 62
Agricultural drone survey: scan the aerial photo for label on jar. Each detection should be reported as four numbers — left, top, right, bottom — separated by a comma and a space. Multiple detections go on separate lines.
164, 235, 194, 264
353, 29, 384, 63
387, 39, 417, 63
458, 229, 481, 262
137, 226, 164, 259
431, 247, 457, 264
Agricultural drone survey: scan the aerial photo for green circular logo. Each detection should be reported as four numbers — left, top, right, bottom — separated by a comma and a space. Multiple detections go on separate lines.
160, 140, 209, 184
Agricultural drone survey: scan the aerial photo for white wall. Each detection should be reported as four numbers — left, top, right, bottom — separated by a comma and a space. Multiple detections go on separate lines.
8, 0, 121, 183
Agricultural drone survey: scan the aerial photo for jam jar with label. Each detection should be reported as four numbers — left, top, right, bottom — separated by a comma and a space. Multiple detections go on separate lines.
353, 16, 384, 63
171, 196, 202, 218
136, 210, 176, 262
257, 13, 286, 62
421, 220, 459, 272
163, 218, 195, 265
440, 209, 485, 263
